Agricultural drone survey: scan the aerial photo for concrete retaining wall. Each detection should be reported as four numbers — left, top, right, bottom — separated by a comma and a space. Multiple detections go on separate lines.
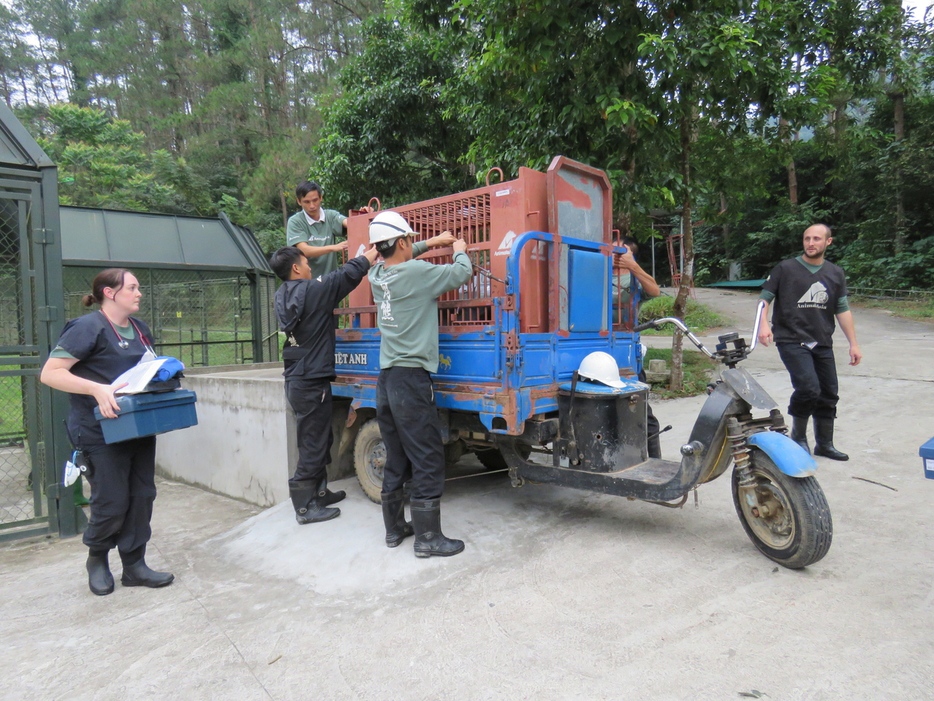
155, 364, 291, 507
154, 363, 360, 508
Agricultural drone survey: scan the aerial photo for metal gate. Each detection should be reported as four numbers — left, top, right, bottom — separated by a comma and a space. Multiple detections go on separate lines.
0, 177, 63, 541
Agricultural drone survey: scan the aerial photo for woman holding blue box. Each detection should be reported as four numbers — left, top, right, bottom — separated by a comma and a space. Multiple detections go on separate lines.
41, 268, 174, 596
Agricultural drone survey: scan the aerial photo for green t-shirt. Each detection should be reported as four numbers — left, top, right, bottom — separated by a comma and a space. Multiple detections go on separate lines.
368, 246, 472, 372
286, 208, 347, 279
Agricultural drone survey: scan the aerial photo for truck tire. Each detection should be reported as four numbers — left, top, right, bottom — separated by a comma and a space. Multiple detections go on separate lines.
732, 448, 833, 569
353, 419, 384, 504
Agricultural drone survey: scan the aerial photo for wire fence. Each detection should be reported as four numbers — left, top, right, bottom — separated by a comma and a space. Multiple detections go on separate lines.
0, 198, 46, 529
848, 287, 934, 301
62, 266, 278, 367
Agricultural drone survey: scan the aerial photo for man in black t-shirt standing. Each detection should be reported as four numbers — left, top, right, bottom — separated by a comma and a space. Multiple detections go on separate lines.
757, 224, 862, 461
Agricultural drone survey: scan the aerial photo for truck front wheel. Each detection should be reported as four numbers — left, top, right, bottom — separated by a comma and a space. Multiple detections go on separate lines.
732, 448, 833, 569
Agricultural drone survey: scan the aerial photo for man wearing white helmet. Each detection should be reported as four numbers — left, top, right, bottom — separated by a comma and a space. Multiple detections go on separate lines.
367, 211, 472, 558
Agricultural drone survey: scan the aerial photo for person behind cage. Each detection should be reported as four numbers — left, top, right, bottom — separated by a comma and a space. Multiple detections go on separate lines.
757, 223, 862, 460
367, 211, 472, 558
40, 269, 174, 596
615, 236, 663, 458
271, 244, 379, 524
286, 180, 372, 281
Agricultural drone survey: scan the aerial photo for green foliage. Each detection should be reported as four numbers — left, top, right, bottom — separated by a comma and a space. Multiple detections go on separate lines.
643, 347, 718, 399
36, 104, 209, 214
2, 0, 933, 296
2, 0, 381, 225
844, 237, 934, 290
733, 198, 832, 278
216, 194, 283, 257
315, 16, 474, 210
638, 296, 728, 334
242, 132, 319, 228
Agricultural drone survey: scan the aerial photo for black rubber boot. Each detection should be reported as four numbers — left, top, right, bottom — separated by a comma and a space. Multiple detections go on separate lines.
790, 415, 810, 454
312, 475, 345, 506
411, 499, 464, 558
86, 550, 115, 596
290, 480, 340, 524
322, 488, 346, 506
813, 417, 849, 461
381, 489, 414, 548
121, 557, 175, 588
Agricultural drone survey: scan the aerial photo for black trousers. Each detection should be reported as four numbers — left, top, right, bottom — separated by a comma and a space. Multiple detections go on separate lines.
376, 366, 446, 501
285, 377, 333, 487
777, 342, 839, 419
81, 436, 157, 562
639, 369, 662, 459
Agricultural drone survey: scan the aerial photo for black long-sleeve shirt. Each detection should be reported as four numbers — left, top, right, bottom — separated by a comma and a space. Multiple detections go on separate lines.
274, 256, 370, 379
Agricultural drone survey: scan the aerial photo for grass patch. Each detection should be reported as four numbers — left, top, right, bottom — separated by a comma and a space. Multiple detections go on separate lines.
644, 347, 718, 399
638, 295, 728, 335
0, 372, 28, 443
154, 328, 257, 366
851, 295, 934, 322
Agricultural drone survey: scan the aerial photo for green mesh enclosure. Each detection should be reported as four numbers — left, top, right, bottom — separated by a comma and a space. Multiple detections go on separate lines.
62, 266, 278, 367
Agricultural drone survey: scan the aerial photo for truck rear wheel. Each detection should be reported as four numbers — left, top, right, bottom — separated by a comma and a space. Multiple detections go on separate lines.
353, 420, 473, 503
353, 419, 384, 504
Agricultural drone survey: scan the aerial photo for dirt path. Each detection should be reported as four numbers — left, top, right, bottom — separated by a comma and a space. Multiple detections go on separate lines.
648, 286, 934, 383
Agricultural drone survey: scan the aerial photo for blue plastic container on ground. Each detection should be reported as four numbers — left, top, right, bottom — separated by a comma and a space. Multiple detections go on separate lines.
921, 437, 934, 480
94, 389, 198, 444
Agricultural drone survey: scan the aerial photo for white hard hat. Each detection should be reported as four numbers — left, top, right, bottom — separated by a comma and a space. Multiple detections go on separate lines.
578, 351, 625, 389
369, 210, 414, 245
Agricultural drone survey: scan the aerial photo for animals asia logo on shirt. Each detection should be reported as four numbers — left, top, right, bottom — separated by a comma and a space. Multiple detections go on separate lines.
797, 282, 830, 309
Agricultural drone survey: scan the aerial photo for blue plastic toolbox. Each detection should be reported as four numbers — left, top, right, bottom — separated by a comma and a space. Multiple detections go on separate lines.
94, 389, 198, 444
921, 437, 934, 480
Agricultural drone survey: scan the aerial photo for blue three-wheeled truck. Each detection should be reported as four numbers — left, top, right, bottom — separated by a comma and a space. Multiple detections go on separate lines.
327, 156, 832, 569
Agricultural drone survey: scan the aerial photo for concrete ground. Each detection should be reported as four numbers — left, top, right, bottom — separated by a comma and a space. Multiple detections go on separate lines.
2, 289, 933, 701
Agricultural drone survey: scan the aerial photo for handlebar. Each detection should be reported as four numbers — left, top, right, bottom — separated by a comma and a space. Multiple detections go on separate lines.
634, 317, 717, 359
748, 299, 766, 353
634, 298, 769, 363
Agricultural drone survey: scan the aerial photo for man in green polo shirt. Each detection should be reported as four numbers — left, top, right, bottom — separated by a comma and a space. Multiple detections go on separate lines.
286, 181, 371, 280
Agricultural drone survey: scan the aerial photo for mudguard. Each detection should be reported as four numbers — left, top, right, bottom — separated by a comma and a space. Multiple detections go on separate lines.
747, 431, 818, 478
721, 368, 779, 410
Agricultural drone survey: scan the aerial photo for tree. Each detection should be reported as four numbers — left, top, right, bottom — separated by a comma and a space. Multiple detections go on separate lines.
37, 103, 210, 214
638, 3, 764, 389
413, 0, 666, 231
12, 0, 96, 105
0, 4, 39, 107
315, 15, 474, 210
7, 0, 383, 220
243, 130, 321, 230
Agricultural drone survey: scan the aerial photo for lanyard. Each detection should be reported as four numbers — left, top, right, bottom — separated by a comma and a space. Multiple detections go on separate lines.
100, 311, 155, 355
